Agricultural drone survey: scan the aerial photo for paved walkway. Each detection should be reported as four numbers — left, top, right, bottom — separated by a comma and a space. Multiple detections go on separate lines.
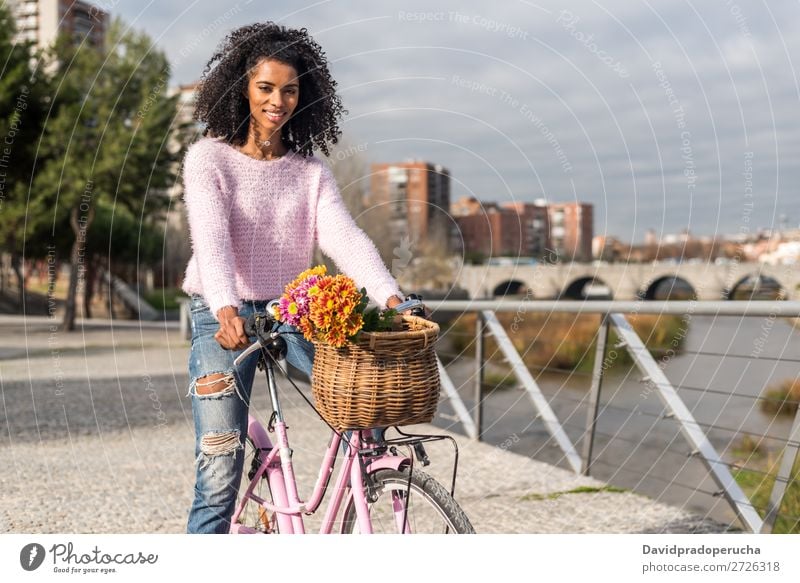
0, 316, 735, 533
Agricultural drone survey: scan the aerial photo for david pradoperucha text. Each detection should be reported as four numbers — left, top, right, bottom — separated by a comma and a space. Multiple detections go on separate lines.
643, 544, 760, 559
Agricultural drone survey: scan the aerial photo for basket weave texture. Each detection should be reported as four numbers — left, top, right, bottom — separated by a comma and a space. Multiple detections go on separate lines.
310, 315, 441, 430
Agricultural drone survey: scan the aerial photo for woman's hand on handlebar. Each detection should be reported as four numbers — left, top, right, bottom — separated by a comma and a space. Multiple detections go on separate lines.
214, 305, 250, 350
386, 294, 432, 319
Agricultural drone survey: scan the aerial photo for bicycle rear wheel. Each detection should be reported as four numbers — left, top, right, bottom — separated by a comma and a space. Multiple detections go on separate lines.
341, 467, 475, 534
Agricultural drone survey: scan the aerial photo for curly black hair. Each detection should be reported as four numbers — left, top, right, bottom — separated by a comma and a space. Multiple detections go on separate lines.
193, 22, 346, 157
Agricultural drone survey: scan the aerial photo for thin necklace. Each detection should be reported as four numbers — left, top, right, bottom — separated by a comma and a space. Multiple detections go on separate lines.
254, 134, 284, 158
242, 126, 286, 159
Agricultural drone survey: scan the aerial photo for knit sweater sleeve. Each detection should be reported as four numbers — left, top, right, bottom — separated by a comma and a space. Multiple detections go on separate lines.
182, 142, 240, 320
315, 162, 402, 307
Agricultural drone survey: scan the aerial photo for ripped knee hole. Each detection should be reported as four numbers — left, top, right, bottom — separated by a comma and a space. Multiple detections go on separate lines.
194, 372, 237, 396
200, 431, 241, 456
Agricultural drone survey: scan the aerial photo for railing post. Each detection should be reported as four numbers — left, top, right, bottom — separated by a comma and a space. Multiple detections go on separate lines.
436, 358, 479, 440
179, 297, 191, 340
473, 312, 485, 441
761, 400, 800, 533
582, 314, 609, 476
481, 310, 582, 473
608, 313, 764, 532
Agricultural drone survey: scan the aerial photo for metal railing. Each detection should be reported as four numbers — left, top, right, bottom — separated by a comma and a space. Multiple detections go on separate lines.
427, 299, 800, 534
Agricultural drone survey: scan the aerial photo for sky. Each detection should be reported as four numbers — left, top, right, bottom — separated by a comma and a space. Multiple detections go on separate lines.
103, 0, 800, 243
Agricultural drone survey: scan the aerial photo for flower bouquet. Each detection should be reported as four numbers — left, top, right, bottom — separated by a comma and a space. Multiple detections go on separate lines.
270, 265, 397, 348
272, 265, 441, 430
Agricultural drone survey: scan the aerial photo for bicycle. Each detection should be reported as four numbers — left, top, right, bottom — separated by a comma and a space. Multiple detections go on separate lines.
228, 296, 475, 534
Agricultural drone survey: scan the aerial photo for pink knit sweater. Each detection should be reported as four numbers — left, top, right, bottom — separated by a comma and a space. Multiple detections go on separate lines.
180, 137, 401, 320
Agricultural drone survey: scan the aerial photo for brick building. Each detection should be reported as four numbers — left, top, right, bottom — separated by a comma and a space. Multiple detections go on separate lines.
10, 0, 108, 50
452, 197, 552, 261
547, 202, 593, 262
369, 160, 451, 251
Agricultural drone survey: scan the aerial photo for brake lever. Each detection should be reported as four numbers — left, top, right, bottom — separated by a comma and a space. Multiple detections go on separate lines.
233, 341, 263, 367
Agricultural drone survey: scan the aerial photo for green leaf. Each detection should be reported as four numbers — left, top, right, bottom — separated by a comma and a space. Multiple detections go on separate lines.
360, 307, 397, 333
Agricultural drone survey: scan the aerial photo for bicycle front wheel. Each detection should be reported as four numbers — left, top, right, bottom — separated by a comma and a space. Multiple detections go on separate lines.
341, 467, 475, 534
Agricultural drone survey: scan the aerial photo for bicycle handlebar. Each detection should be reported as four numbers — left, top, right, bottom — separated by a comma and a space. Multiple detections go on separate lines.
242, 300, 279, 338
390, 293, 426, 317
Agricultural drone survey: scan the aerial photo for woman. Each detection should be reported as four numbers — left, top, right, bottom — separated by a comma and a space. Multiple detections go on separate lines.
181, 22, 407, 534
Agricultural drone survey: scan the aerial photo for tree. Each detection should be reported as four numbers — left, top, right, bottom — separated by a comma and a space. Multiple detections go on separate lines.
83, 200, 165, 317
33, 18, 179, 330
0, 5, 50, 306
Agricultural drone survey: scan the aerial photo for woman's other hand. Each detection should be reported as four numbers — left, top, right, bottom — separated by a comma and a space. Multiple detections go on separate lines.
214, 306, 250, 350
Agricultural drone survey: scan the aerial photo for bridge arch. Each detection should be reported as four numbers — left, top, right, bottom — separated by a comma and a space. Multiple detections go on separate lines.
492, 280, 530, 296
640, 276, 697, 300
561, 277, 613, 300
725, 274, 786, 300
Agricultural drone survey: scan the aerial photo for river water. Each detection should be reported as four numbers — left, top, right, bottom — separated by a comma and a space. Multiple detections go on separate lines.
435, 314, 800, 529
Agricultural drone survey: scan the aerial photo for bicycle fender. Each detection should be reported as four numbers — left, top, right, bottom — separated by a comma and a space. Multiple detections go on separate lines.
365, 455, 411, 474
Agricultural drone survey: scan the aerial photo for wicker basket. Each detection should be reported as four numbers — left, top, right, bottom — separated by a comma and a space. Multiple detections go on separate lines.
310, 315, 441, 430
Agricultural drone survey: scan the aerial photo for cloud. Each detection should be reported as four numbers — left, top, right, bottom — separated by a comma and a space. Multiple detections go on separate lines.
111, 0, 800, 241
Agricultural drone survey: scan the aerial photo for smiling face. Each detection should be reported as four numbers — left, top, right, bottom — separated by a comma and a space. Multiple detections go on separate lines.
243, 58, 300, 132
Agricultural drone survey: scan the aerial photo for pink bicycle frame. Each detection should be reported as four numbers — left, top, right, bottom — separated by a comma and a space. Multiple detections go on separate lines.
230, 414, 410, 534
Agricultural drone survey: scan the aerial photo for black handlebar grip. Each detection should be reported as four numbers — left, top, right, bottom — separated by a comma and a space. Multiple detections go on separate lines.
407, 293, 426, 317
244, 314, 257, 338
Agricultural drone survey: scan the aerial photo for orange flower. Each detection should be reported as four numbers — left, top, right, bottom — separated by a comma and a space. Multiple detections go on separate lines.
275, 266, 370, 347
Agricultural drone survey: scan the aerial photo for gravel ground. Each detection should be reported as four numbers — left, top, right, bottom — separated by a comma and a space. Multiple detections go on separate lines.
0, 316, 737, 534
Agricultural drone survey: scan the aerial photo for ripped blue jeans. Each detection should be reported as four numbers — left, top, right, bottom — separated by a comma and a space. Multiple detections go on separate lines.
185, 294, 314, 534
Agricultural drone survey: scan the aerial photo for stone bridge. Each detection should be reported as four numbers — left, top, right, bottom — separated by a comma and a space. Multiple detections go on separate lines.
457, 261, 800, 300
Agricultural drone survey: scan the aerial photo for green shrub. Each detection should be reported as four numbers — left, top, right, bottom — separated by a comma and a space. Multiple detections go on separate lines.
760, 378, 800, 417
143, 287, 187, 311
483, 370, 517, 390
733, 452, 800, 533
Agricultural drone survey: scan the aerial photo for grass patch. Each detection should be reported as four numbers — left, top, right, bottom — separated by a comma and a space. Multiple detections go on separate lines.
760, 378, 800, 417
732, 450, 800, 533
520, 485, 629, 502
730, 434, 767, 461
26, 279, 69, 300
483, 370, 517, 390
142, 287, 187, 311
